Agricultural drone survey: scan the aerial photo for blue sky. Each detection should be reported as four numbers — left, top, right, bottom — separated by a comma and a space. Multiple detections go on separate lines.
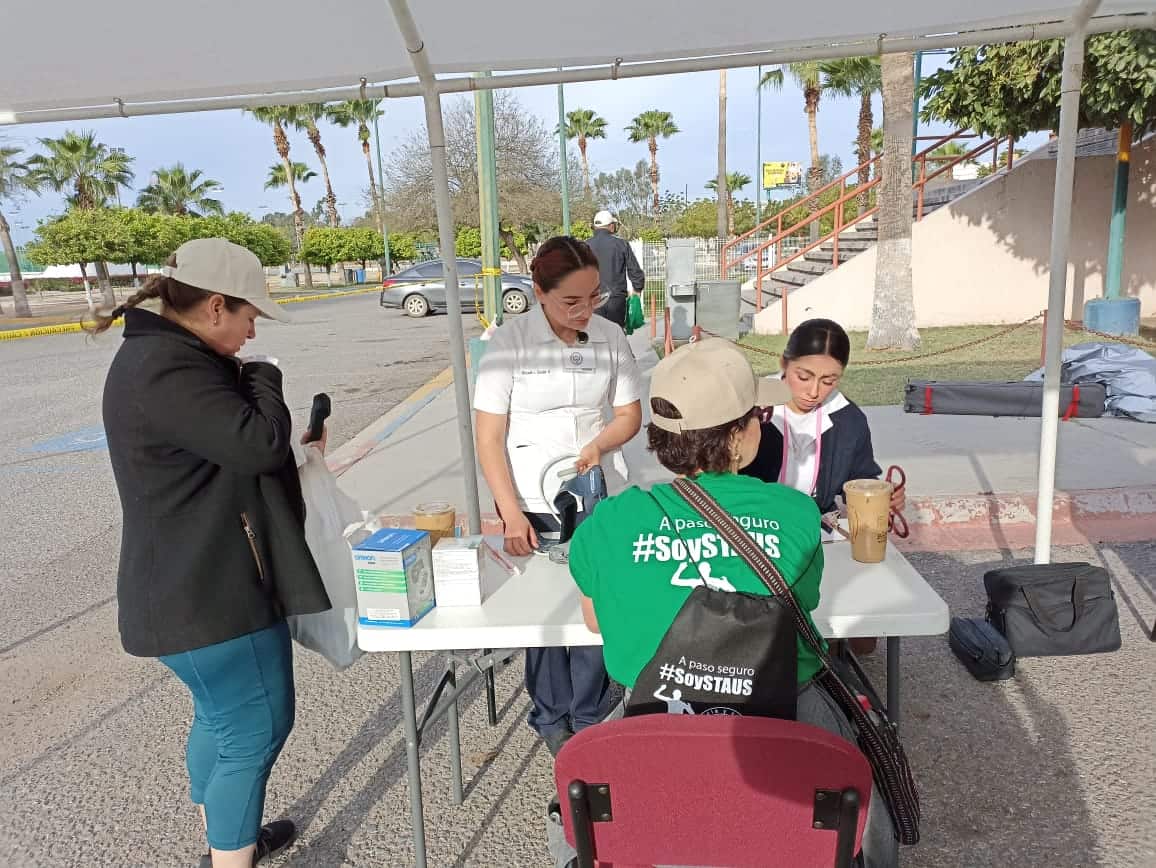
2, 59, 961, 246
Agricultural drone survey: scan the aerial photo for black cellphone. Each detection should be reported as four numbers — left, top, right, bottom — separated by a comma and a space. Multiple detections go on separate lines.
305, 393, 332, 443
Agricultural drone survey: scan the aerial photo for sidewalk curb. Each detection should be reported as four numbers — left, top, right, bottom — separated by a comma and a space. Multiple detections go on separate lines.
369, 485, 1156, 552
327, 366, 456, 477
0, 286, 380, 342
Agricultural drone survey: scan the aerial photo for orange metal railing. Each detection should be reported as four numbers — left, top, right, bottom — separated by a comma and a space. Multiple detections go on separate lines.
721, 131, 1017, 332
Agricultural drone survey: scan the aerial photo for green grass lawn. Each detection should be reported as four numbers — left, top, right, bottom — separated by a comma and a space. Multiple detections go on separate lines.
736, 323, 1105, 407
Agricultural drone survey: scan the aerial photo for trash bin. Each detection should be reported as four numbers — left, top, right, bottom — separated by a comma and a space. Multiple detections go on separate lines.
343, 267, 355, 285
355, 268, 366, 284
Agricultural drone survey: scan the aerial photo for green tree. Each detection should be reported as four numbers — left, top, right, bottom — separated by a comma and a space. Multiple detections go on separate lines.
761, 63, 825, 196
293, 104, 341, 228
25, 131, 134, 210
246, 106, 312, 286
265, 162, 317, 191
112, 209, 173, 282
921, 31, 1156, 138
0, 146, 38, 316
25, 131, 135, 305
625, 110, 680, 212
388, 231, 418, 263
822, 56, 882, 208
455, 225, 483, 258
569, 219, 593, 241
136, 164, 224, 217
26, 209, 130, 305
673, 198, 757, 238
705, 171, 752, 237
300, 227, 344, 274
328, 100, 385, 235
561, 109, 608, 197
186, 213, 291, 267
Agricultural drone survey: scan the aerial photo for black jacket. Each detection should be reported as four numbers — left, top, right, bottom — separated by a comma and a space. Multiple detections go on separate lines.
741, 401, 882, 514
587, 228, 645, 298
104, 309, 330, 657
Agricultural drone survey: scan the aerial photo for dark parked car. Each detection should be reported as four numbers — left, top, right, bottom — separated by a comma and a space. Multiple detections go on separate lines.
380, 258, 535, 318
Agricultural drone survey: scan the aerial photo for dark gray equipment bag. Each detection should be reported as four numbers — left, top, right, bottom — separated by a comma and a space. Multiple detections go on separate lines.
984, 563, 1122, 657
949, 616, 1015, 681
904, 380, 1105, 418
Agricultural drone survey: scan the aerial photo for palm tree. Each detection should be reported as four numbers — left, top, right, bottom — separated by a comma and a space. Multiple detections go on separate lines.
625, 110, 679, 212
0, 146, 38, 317
867, 52, 920, 351
25, 131, 134, 210
25, 131, 134, 305
705, 172, 752, 237
136, 164, 224, 217
293, 104, 340, 227
246, 106, 312, 286
265, 162, 317, 191
561, 109, 608, 197
328, 101, 384, 235
760, 64, 824, 197
821, 57, 882, 209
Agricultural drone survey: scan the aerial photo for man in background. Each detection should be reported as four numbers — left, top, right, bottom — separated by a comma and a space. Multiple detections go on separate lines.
586, 210, 645, 330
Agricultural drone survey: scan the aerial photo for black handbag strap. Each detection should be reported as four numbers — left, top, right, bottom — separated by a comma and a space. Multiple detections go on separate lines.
671, 478, 829, 663
1020, 576, 1086, 634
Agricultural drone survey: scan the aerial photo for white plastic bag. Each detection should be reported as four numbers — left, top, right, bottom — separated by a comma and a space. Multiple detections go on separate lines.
287, 444, 366, 670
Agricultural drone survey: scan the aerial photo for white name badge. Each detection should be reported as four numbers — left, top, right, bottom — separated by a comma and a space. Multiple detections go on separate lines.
562, 346, 595, 373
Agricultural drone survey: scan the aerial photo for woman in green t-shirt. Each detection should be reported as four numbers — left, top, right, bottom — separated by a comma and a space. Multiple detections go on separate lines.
566, 337, 898, 868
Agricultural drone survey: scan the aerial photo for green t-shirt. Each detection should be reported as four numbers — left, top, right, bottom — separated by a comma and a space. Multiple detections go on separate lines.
569, 472, 825, 689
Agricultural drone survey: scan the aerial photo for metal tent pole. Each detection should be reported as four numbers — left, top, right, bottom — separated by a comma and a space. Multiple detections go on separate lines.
1034, 0, 1100, 564
389, 0, 482, 537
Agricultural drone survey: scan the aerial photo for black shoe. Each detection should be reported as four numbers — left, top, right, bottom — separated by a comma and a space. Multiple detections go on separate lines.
253, 819, 297, 865
195, 821, 297, 868
542, 728, 573, 757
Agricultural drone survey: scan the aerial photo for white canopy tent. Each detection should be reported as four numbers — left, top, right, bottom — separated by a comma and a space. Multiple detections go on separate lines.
4, 0, 1154, 564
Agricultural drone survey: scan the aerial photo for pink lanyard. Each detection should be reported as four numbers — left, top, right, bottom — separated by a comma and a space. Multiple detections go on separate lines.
778, 406, 823, 496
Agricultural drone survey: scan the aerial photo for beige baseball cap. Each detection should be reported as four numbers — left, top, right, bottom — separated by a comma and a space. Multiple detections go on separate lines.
650, 338, 791, 433
593, 210, 617, 227
162, 237, 291, 323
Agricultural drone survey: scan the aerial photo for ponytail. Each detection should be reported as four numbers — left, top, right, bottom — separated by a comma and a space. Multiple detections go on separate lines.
82, 274, 165, 335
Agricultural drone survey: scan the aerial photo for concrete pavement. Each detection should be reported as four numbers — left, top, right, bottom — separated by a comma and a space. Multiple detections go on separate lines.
331, 331, 1156, 551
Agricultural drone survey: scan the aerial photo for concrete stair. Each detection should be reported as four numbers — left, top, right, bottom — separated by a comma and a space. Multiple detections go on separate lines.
760, 178, 984, 300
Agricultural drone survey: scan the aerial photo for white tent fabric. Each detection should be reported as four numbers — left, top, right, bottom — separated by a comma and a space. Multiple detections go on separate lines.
0, 0, 1152, 118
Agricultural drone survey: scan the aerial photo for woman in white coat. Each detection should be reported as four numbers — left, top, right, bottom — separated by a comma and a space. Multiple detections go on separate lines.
474, 236, 643, 755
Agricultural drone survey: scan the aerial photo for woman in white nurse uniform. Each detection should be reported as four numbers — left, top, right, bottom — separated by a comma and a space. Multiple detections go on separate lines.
474, 235, 643, 755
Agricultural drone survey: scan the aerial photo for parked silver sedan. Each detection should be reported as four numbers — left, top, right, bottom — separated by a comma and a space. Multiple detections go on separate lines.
380, 258, 536, 318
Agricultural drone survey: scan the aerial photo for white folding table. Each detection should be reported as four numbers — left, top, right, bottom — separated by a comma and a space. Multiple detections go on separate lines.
358, 540, 949, 867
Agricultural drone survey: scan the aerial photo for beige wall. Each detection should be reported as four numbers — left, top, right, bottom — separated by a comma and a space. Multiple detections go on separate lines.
753, 136, 1156, 334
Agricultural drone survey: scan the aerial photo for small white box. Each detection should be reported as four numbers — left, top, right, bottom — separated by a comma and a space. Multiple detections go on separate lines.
433, 535, 514, 607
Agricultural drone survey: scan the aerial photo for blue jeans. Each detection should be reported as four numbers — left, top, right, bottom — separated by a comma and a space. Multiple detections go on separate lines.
159, 621, 295, 850
525, 471, 611, 735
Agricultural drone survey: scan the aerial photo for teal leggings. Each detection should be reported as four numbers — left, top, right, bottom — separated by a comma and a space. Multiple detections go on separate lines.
159, 621, 295, 850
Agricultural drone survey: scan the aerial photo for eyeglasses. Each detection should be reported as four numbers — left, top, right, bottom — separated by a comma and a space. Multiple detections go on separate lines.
552, 289, 611, 321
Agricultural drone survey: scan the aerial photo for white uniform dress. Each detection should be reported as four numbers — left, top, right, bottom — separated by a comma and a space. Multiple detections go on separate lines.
473, 306, 643, 515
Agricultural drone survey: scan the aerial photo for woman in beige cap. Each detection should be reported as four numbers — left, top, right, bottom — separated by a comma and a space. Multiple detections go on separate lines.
90, 238, 330, 868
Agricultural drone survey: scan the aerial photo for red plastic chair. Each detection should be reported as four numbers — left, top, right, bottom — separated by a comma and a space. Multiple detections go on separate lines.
554, 714, 872, 868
